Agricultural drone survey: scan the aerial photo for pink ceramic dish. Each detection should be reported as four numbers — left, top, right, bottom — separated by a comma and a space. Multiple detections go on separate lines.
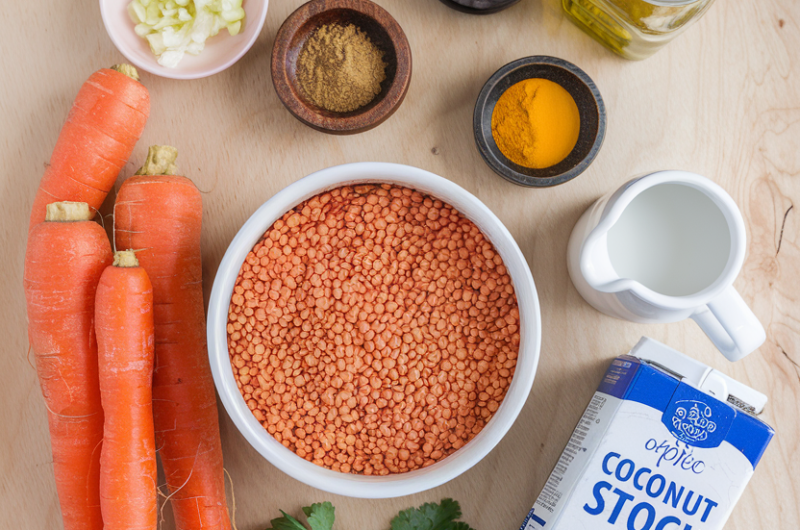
100, 0, 269, 80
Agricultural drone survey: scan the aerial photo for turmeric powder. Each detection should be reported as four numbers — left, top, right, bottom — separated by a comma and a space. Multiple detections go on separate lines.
491, 78, 581, 169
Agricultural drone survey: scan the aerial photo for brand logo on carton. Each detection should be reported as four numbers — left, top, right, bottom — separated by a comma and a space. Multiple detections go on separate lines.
662, 384, 733, 450
670, 400, 717, 444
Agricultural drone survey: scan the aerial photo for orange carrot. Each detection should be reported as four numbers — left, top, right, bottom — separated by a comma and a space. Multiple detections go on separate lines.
95, 251, 157, 530
23, 202, 113, 530
115, 146, 231, 530
29, 64, 149, 232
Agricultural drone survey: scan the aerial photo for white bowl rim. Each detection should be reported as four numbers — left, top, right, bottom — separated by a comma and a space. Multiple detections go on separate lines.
99, 0, 269, 80
207, 162, 541, 498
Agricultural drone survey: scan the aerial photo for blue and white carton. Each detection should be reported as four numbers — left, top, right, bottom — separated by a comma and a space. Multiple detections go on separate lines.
521, 337, 774, 530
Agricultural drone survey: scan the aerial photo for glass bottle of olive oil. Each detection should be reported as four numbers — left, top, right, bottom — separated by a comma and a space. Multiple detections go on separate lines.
562, 0, 716, 60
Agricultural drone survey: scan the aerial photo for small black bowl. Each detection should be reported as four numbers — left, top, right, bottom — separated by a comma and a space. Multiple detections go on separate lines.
474, 56, 606, 187
438, 0, 521, 15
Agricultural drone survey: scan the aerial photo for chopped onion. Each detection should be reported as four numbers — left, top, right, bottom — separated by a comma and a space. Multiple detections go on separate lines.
128, 0, 246, 68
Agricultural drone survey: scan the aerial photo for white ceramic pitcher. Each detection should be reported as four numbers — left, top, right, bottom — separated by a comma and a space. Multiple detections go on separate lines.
567, 170, 765, 362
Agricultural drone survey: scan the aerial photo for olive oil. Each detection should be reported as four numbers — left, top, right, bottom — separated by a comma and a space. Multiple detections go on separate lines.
562, 0, 715, 60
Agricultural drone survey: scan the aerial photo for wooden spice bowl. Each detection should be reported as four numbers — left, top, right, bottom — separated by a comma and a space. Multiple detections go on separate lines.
271, 0, 412, 135
473, 56, 607, 187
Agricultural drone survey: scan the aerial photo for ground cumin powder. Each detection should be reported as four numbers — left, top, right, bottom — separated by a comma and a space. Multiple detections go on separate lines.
297, 24, 387, 113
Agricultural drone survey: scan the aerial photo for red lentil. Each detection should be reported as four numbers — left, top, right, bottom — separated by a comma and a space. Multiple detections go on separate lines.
228, 184, 519, 475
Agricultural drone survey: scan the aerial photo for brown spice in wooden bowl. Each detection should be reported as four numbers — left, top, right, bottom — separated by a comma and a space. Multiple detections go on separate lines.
297, 23, 387, 113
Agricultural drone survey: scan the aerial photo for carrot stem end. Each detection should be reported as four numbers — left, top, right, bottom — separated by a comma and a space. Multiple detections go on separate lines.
135, 145, 179, 176
110, 63, 140, 81
45, 201, 92, 222
113, 250, 140, 268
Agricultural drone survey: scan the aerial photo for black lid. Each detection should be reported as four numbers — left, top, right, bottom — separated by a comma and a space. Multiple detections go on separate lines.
438, 0, 522, 15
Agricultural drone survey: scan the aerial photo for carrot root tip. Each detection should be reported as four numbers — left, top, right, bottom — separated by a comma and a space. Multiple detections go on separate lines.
224, 467, 238, 530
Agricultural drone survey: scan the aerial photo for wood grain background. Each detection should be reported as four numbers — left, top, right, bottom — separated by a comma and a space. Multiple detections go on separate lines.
2, 0, 798, 528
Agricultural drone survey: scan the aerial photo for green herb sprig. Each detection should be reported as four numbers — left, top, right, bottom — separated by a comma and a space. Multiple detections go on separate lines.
266, 502, 336, 530
264, 499, 475, 530
390, 498, 476, 530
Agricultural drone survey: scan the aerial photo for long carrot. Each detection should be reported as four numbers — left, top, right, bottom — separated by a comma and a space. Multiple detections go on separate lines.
23, 202, 113, 530
115, 146, 231, 530
95, 250, 157, 530
29, 64, 150, 232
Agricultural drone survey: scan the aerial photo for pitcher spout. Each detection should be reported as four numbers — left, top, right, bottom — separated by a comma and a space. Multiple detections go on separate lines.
580, 231, 624, 293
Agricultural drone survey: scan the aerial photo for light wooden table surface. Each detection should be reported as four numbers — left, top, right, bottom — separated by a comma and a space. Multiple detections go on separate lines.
2, 0, 799, 528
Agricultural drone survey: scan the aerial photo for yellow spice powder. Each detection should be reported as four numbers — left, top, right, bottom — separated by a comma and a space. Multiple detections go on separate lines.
491, 78, 581, 169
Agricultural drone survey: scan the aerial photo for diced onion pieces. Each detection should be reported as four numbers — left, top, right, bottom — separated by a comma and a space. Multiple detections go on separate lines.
127, 0, 246, 68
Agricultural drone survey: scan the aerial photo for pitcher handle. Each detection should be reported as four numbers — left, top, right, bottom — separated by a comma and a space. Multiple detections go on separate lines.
691, 286, 766, 362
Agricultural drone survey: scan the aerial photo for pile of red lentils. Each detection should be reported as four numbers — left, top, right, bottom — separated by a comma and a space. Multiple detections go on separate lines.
228, 184, 520, 475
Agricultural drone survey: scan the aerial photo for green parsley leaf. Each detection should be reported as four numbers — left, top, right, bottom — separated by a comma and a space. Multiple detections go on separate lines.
390, 498, 475, 530
264, 497, 474, 530
266, 510, 308, 530
303, 502, 336, 530
265, 502, 335, 530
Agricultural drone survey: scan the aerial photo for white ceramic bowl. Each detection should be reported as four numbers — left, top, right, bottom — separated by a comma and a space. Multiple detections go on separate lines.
207, 162, 541, 498
100, 0, 268, 80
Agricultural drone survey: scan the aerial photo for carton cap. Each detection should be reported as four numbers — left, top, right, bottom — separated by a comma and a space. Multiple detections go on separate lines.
630, 337, 768, 415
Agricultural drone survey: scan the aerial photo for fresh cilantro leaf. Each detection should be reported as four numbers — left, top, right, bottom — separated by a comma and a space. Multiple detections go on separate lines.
264, 497, 474, 530
390, 498, 475, 530
303, 502, 336, 530
266, 510, 308, 530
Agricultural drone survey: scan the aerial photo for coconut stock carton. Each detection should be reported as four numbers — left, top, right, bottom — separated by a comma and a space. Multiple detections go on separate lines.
520, 337, 774, 530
